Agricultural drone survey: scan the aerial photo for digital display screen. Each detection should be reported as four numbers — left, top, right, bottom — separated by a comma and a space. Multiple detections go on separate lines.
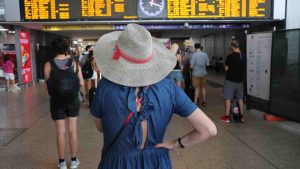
20, 0, 137, 21
20, 0, 272, 21
167, 0, 271, 18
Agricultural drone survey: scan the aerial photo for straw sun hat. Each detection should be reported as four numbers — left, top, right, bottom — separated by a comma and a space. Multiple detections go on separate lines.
93, 24, 176, 87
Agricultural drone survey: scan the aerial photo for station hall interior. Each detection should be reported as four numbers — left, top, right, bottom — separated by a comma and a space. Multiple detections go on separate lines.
0, 0, 300, 169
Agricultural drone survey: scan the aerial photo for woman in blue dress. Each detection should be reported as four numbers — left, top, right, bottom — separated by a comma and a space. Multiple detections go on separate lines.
91, 24, 217, 169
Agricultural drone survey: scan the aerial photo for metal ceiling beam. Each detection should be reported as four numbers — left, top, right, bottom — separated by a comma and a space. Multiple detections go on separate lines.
0, 19, 284, 25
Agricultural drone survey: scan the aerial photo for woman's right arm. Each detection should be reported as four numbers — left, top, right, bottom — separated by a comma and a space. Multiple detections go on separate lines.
176, 108, 217, 148
156, 108, 217, 150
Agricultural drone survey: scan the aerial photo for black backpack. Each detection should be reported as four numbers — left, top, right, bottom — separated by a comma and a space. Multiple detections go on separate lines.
47, 59, 80, 103
81, 59, 93, 79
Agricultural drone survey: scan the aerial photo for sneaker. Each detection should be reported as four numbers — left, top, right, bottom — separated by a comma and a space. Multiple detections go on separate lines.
57, 161, 67, 169
221, 115, 230, 123
70, 159, 80, 169
7, 87, 12, 93
240, 115, 245, 123
14, 84, 21, 91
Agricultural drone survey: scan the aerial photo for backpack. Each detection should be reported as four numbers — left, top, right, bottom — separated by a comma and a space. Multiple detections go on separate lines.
46, 59, 80, 103
81, 59, 93, 79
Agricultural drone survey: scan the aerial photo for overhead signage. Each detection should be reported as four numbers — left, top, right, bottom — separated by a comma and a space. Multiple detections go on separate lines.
43, 25, 114, 31
167, 0, 271, 18
20, 0, 272, 21
42, 24, 250, 31
114, 24, 251, 30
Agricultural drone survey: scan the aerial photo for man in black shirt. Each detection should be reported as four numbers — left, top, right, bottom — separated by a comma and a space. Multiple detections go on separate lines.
221, 41, 246, 123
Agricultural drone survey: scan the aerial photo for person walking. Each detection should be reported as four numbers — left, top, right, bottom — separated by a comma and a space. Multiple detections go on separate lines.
90, 24, 217, 169
72, 49, 85, 103
221, 41, 246, 123
190, 43, 210, 106
79, 45, 92, 66
183, 46, 195, 100
82, 50, 99, 102
44, 38, 84, 169
167, 43, 184, 88
3, 54, 16, 92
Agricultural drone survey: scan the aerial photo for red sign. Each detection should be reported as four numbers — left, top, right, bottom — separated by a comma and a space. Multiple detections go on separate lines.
19, 31, 32, 84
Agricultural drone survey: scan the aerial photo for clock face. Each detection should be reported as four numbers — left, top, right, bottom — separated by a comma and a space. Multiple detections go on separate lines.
139, 0, 165, 16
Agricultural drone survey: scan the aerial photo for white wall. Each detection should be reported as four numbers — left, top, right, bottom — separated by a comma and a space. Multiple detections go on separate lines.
160, 30, 240, 60
4, 0, 20, 21
0, 33, 15, 52
0, 33, 15, 44
203, 35, 214, 60
191, 37, 200, 44
286, 0, 300, 29
200, 31, 235, 60
273, 0, 286, 20
161, 31, 198, 38
214, 33, 224, 58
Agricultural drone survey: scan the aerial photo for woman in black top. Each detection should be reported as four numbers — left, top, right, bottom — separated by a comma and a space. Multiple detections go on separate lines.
44, 38, 84, 169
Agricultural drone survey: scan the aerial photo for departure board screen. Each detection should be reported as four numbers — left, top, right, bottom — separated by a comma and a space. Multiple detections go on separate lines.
19, 0, 272, 21
20, 0, 137, 21
167, 0, 271, 18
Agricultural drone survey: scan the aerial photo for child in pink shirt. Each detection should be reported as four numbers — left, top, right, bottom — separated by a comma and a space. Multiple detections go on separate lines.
3, 55, 15, 92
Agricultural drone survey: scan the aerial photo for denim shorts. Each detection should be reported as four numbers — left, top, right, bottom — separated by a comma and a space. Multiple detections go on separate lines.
167, 70, 184, 82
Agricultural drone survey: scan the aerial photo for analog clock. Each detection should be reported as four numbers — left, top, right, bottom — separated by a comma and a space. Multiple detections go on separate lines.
139, 0, 165, 17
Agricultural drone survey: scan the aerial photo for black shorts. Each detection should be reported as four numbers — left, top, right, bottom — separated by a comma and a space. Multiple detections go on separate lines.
50, 98, 80, 120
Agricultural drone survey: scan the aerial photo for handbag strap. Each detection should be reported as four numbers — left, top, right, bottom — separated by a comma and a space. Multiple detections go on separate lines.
102, 85, 149, 158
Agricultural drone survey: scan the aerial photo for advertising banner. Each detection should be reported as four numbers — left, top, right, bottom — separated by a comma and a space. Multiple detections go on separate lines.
19, 31, 32, 84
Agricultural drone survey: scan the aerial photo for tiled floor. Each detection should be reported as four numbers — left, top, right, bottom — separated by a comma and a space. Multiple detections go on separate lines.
0, 74, 300, 169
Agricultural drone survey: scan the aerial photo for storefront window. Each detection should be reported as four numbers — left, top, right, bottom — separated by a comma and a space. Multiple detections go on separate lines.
3, 44, 15, 51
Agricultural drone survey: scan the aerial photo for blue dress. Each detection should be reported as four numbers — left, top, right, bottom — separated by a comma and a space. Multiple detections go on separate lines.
91, 78, 197, 169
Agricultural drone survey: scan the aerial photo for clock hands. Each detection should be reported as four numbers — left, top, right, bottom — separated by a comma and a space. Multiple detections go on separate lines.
149, 0, 163, 8
140, 0, 164, 16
